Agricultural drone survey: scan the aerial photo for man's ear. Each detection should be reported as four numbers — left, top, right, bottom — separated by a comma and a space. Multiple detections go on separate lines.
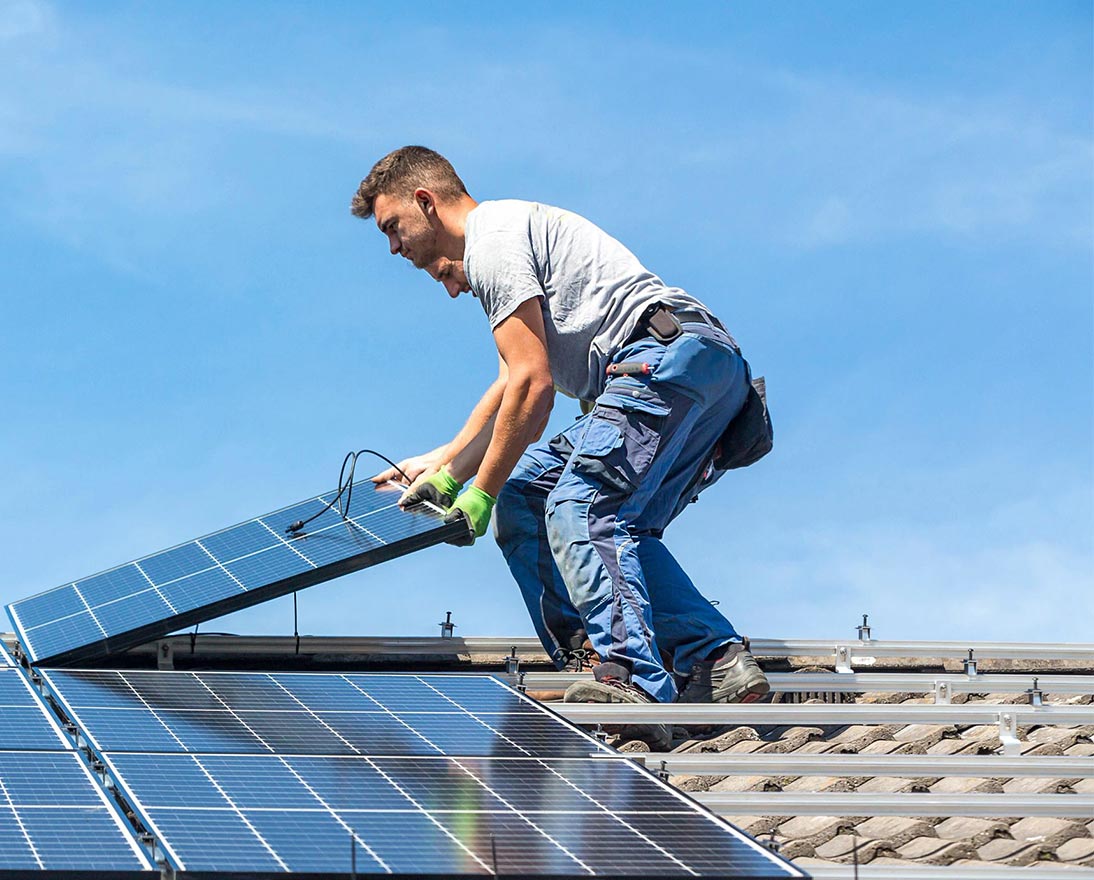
414, 188, 436, 217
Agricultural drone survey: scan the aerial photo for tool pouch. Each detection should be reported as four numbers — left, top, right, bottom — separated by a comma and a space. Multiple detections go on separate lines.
712, 364, 773, 470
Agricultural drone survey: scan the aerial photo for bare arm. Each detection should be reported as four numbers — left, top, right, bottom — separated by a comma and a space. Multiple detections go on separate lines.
473, 298, 555, 498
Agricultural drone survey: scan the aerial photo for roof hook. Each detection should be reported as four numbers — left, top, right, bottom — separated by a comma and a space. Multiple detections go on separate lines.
855, 613, 871, 641
963, 649, 978, 676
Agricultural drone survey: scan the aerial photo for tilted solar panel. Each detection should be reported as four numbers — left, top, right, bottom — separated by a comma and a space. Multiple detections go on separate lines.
0, 641, 12, 667
8, 482, 464, 666
0, 668, 153, 874
43, 670, 805, 878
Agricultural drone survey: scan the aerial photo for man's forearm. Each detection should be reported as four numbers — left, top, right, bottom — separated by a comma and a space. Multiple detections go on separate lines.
474, 373, 554, 498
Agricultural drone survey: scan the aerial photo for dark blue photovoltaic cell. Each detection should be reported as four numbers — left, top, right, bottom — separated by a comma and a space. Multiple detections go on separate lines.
0, 641, 13, 667
0, 753, 104, 806
44, 671, 601, 758
46, 671, 803, 877
0, 676, 153, 873
8, 481, 460, 665
0, 671, 67, 750
17, 807, 148, 871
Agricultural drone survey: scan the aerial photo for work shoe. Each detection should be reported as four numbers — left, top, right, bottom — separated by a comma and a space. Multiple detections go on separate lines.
677, 641, 770, 704
564, 671, 672, 750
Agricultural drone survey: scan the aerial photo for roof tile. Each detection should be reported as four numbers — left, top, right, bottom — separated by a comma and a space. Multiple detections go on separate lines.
1002, 776, 1078, 794
815, 834, 895, 863
853, 776, 926, 793
780, 775, 856, 793
897, 836, 978, 864
708, 774, 781, 793
1008, 816, 1091, 849
934, 817, 1012, 848
892, 723, 957, 746
720, 815, 783, 837
854, 816, 936, 848
928, 776, 1004, 794
775, 815, 855, 846
977, 838, 1056, 865
1055, 837, 1094, 866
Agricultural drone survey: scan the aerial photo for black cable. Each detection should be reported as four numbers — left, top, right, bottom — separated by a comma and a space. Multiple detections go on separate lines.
285, 449, 411, 536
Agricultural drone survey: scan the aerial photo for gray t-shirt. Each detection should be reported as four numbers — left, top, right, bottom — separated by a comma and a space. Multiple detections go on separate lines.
463, 199, 714, 401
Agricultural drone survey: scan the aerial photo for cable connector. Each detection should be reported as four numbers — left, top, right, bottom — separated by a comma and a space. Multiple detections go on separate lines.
285, 520, 305, 536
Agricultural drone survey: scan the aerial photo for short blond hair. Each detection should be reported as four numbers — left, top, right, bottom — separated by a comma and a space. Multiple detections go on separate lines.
350, 146, 468, 219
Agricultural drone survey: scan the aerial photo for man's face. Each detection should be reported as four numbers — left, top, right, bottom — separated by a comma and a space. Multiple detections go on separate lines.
373, 191, 440, 270
373, 190, 471, 298
428, 257, 471, 299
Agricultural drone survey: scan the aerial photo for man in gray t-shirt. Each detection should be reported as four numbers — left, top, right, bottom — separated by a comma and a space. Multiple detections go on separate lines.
355, 146, 768, 732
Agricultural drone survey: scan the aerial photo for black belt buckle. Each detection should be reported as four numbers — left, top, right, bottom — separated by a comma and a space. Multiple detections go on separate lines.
645, 305, 683, 344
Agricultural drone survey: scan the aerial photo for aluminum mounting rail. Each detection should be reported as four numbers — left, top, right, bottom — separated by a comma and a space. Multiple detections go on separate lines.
114, 633, 1094, 664
694, 791, 1094, 818
515, 671, 1094, 696
552, 702, 1094, 726
129, 634, 553, 658
748, 638, 1094, 673
804, 864, 1094, 880
622, 753, 1094, 778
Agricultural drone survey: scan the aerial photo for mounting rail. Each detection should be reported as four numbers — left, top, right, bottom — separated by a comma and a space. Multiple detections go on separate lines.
623, 753, 1094, 778
695, 791, 1094, 818
553, 702, 1094, 725
517, 671, 1094, 697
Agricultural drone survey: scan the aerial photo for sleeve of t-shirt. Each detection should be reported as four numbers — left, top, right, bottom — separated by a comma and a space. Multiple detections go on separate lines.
464, 230, 545, 330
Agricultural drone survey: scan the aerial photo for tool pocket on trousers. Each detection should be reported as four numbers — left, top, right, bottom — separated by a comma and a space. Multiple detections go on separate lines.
570, 404, 664, 497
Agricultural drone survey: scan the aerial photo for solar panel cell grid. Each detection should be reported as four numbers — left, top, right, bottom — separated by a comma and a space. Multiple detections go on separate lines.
8, 482, 462, 665
44, 671, 803, 877
0, 671, 68, 752
0, 642, 13, 667
0, 751, 152, 872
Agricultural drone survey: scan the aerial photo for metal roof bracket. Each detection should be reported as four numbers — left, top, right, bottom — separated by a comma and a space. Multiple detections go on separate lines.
997, 710, 1020, 756
156, 640, 174, 671
933, 680, 951, 704
835, 644, 853, 673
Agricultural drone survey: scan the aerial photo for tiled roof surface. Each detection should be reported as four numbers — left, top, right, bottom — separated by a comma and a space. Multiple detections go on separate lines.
542, 657, 1094, 874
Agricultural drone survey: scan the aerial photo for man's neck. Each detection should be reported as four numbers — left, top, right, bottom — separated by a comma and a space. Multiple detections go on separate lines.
439, 194, 478, 258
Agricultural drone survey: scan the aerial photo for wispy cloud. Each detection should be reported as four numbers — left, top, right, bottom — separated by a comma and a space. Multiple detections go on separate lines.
0, 0, 51, 42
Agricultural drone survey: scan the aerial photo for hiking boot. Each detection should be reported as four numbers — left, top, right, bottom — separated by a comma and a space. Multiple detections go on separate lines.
677, 641, 770, 704
564, 669, 672, 750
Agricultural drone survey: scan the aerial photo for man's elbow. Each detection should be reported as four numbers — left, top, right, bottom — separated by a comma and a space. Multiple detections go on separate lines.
528, 376, 555, 420
513, 371, 554, 420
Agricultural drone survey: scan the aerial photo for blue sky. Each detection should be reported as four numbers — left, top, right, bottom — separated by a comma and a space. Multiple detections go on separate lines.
1, 1, 1090, 645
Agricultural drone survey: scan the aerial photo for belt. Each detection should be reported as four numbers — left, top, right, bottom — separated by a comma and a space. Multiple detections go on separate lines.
674, 308, 728, 335
624, 303, 729, 347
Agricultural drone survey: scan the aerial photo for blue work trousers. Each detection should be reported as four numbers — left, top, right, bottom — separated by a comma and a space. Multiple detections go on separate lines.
493, 325, 749, 703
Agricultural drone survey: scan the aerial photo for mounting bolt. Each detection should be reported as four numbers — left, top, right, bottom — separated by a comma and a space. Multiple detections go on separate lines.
517, 671, 527, 693
656, 760, 670, 782
505, 647, 520, 676
963, 649, 978, 676
1026, 677, 1044, 707
438, 611, 456, 639
856, 613, 872, 641
593, 724, 608, 744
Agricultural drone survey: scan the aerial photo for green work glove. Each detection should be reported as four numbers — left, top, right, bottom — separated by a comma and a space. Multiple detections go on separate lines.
444, 485, 497, 546
402, 467, 463, 509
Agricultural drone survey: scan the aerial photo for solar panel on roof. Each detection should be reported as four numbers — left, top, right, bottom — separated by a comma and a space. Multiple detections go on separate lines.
0, 641, 12, 667
8, 481, 464, 666
43, 670, 804, 878
0, 668, 153, 873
